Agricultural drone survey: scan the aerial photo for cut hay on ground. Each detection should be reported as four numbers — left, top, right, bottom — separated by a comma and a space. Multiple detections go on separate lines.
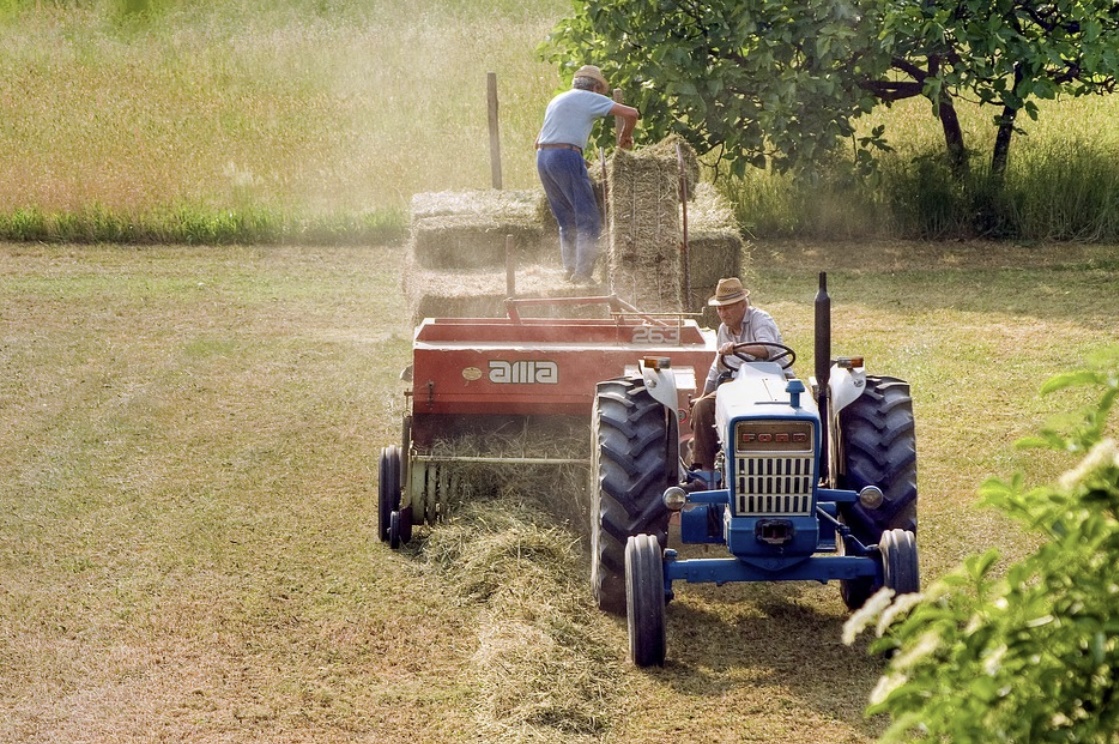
421, 422, 591, 531
421, 498, 622, 742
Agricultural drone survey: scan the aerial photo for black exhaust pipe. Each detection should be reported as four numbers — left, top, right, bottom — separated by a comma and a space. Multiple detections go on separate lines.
815, 272, 831, 484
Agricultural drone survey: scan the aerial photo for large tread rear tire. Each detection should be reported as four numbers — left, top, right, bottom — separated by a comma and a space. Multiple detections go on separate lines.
836, 376, 917, 610
590, 378, 673, 616
838, 376, 917, 535
626, 534, 667, 667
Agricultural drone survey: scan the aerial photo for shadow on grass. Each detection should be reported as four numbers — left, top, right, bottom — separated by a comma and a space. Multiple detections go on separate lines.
649, 581, 888, 736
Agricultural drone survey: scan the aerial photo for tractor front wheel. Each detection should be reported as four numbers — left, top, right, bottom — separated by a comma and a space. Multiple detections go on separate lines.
590, 378, 673, 616
626, 534, 667, 667
880, 528, 919, 596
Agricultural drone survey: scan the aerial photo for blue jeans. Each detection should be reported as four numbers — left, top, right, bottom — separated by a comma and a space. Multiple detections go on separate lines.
536, 148, 600, 278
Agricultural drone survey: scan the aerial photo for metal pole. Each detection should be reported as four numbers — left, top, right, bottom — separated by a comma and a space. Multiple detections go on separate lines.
487, 72, 502, 189
505, 234, 516, 298
677, 141, 691, 313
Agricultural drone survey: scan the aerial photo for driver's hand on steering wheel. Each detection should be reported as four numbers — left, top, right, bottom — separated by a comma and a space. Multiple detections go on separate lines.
720, 341, 757, 360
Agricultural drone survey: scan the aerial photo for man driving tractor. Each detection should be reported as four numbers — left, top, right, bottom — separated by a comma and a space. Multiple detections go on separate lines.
689, 277, 790, 484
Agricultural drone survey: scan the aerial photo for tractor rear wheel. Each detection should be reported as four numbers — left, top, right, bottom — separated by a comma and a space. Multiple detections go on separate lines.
836, 376, 917, 609
880, 528, 920, 596
626, 534, 667, 667
378, 445, 402, 543
590, 378, 673, 616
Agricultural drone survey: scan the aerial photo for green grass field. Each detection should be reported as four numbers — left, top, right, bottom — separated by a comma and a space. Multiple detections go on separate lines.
2, 240, 1116, 742
3, 0, 1119, 241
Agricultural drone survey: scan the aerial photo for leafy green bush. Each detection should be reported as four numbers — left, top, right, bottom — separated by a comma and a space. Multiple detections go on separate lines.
846, 347, 1119, 743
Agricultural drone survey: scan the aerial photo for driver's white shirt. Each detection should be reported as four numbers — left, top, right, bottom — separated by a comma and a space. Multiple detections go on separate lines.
702, 307, 784, 395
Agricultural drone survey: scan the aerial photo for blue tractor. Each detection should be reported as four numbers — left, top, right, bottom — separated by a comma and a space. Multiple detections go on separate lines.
588, 274, 919, 666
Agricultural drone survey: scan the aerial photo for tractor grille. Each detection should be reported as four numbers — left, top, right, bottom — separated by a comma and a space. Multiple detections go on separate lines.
734, 455, 814, 515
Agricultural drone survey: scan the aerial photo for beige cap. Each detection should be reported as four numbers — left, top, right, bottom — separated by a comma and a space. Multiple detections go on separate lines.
707, 277, 751, 307
574, 64, 608, 90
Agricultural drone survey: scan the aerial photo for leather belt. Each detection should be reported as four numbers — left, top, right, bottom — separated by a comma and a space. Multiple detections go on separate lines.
537, 143, 583, 154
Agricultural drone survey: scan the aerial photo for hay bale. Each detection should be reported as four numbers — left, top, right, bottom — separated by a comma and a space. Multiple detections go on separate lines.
605, 144, 682, 314
410, 189, 551, 270
410, 189, 541, 221
683, 183, 749, 325
638, 133, 700, 199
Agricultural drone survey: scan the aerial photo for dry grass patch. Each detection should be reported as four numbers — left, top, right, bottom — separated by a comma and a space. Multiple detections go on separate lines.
2, 240, 1116, 742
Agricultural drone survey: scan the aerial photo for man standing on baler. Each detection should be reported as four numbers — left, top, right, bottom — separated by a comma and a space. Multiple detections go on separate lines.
535, 64, 640, 286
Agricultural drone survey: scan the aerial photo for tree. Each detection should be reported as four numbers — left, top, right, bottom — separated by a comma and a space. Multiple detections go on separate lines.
540, 0, 1119, 179
845, 348, 1119, 743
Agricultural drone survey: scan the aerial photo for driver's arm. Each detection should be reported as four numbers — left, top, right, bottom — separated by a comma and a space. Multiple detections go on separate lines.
720, 341, 770, 360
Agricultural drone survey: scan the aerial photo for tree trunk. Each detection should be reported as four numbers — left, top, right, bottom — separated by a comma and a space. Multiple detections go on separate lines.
938, 95, 968, 178
991, 106, 1017, 180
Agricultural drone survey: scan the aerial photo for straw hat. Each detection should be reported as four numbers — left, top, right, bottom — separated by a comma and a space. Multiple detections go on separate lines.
574, 64, 608, 91
707, 277, 750, 307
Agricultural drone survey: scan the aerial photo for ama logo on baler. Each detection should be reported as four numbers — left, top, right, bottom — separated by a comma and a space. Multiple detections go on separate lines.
488, 360, 559, 384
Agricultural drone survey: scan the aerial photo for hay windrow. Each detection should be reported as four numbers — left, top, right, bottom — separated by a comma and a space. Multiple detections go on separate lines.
422, 497, 623, 742
420, 423, 591, 531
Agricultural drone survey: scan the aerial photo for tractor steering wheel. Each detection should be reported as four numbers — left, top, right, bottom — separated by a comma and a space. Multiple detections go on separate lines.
722, 341, 797, 371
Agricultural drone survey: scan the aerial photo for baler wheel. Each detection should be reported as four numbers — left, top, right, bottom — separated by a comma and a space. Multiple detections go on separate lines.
626, 534, 667, 667
388, 511, 402, 549
880, 528, 919, 596
590, 378, 673, 616
378, 445, 403, 544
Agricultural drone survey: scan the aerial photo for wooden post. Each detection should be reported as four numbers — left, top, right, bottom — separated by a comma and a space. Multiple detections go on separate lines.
487, 72, 503, 189
612, 88, 624, 146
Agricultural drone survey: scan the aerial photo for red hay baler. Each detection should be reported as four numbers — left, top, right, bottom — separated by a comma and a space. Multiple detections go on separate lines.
378, 294, 716, 547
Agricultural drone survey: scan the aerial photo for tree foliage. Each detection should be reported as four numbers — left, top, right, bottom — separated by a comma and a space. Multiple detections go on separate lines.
540, 0, 1119, 179
846, 347, 1119, 743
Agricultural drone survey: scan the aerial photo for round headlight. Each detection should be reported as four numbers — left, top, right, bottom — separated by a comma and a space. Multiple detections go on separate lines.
663, 486, 687, 512
858, 485, 885, 509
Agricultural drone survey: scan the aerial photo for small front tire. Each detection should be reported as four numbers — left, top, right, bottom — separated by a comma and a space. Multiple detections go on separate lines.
626, 534, 667, 668
880, 528, 919, 596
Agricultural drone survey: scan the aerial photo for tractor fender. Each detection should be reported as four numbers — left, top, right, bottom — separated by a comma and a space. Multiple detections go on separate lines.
638, 358, 680, 413
828, 362, 867, 416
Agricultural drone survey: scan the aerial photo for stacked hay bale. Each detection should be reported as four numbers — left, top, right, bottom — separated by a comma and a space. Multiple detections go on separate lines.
410, 189, 548, 269
604, 136, 744, 319
685, 182, 749, 327
403, 189, 601, 325
605, 137, 690, 314
404, 138, 746, 328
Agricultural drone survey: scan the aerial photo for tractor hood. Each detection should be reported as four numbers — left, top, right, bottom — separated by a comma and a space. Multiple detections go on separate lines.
715, 363, 819, 438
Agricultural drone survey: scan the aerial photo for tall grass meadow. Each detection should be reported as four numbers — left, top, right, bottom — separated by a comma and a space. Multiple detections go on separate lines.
2, 0, 1119, 243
